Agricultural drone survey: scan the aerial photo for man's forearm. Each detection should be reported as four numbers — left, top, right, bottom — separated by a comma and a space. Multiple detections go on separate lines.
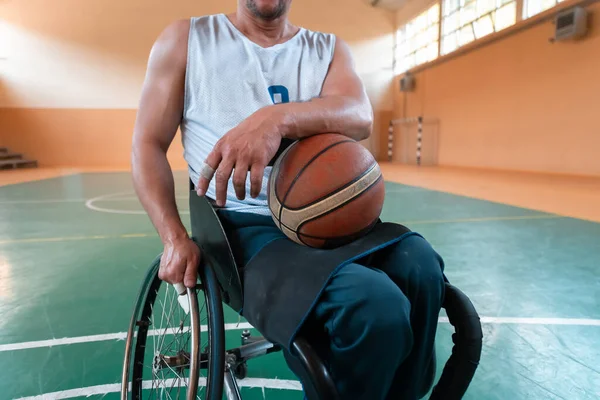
132, 142, 188, 244
269, 95, 373, 141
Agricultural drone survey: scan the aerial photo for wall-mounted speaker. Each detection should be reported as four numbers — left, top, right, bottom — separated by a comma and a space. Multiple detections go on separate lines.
552, 6, 588, 42
400, 73, 415, 92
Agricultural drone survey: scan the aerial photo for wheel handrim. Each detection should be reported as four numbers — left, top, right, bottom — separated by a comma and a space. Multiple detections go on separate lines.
126, 277, 211, 399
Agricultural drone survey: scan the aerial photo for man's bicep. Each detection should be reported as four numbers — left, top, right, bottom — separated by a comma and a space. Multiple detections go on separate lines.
133, 20, 189, 152
320, 37, 367, 100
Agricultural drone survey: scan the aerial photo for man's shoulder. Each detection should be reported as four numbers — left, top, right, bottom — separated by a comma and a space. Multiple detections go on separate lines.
152, 15, 223, 62
296, 26, 337, 49
162, 19, 192, 38
160, 14, 219, 40
149, 20, 190, 67
151, 19, 191, 61
298, 25, 336, 38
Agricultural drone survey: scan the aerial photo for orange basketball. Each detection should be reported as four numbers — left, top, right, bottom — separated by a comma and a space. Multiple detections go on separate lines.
268, 133, 385, 249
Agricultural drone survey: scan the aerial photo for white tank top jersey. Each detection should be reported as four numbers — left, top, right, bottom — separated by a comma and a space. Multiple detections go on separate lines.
181, 14, 337, 215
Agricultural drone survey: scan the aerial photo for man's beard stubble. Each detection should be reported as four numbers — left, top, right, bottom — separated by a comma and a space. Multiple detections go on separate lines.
246, 0, 287, 21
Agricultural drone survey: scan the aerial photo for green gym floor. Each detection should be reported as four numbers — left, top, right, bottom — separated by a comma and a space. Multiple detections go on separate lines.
1, 171, 599, 400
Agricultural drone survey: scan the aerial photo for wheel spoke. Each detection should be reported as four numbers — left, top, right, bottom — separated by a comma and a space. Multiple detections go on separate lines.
125, 264, 223, 400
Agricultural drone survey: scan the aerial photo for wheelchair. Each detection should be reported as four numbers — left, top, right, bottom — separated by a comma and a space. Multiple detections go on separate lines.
121, 191, 483, 400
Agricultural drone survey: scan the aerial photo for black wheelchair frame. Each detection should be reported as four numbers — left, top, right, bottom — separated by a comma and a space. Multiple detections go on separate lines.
121, 192, 483, 400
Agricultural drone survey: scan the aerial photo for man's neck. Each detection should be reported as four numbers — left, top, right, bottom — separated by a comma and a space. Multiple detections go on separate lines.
230, 9, 298, 47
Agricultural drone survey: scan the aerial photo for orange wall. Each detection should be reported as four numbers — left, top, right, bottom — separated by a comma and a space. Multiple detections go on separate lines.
0, 0, 395, 168
0, 108, 190, 168
394, 2, 600, 177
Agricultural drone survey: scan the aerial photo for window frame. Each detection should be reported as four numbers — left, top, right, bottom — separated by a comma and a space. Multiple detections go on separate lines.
393, 2, 443, 74
394, 0, 574, 75
440, 0, 519, 55
523, 0, 566, 19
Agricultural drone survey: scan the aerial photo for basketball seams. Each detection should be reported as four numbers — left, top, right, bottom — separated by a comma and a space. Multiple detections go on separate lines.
277, 139, 354, 223
277, 217, 304, 245
282, 160, 379, 211
275, 175, 382, 236
279, 162, 382, 231
268, 134, 385, 249
268, 142, 296, 231
295, 174, 383, 239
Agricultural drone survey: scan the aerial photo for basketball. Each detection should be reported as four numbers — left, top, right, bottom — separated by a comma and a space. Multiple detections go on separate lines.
268, 133, 385, 249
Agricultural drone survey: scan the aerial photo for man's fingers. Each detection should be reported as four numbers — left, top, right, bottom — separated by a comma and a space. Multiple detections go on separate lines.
250, 163, 265, 198
184, 255, 199, 288
196, 150, 221, 196
160, 265, 182, 284
232, 162, 249, 200
215, 160, 234, 207
158, 249, 172, 281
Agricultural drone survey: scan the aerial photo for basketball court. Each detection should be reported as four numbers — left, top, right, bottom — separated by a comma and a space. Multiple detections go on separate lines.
1, 166, 599, 399
2, 0, 600, 398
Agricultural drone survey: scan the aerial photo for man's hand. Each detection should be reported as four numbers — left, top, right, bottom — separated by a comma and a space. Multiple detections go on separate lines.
159, 237, 202, 288
196, 107, 283, 206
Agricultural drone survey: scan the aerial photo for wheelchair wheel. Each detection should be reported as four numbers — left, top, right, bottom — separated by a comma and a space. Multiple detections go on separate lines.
121, 254, 225, 400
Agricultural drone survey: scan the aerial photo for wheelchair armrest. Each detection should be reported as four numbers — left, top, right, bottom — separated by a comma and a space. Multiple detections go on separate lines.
189, 191, 244, 312
430, 283, 483, 400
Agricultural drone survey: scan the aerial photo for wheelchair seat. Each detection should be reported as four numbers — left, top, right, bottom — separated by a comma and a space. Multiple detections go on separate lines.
188, 192, 483, 400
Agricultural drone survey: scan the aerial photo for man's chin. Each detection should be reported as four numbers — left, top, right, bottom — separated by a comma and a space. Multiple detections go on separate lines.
253, 9, 282, 20
247, 0, 287, 20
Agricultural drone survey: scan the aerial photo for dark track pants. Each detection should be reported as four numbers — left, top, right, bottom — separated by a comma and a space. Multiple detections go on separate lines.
218, 210, 445, 400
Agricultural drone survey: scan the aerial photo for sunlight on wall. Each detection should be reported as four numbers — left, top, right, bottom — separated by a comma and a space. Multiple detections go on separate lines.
345, 33, 395, 156
351, 34, 394, 73
0, 22, 144, 109
350, 33, 395, 108
0, 0, 397, 163
1, 22, 395, 110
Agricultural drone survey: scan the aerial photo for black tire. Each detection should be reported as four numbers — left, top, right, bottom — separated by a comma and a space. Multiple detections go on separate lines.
121, 253, 225, 400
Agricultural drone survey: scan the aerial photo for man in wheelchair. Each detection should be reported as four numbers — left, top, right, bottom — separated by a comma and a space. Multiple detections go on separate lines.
130, 1, 480, 399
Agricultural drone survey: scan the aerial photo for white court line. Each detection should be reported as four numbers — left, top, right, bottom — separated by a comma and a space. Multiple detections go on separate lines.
0, 199, 87, 204
85, 192, 190, 215
0, 322, 253, 352
0, 196, 189, 205
479, 317, 600, 326
2, 318, 599, 353
438, 316, 600, 326
16, 377, 302, 399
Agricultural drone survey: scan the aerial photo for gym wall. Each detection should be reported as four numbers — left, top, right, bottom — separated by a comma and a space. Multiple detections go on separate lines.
0, 0, 395, 168
393, 1, 600, 177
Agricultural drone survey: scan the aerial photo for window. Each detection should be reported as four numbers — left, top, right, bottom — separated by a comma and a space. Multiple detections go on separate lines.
441, 0, 517, 55
395, 3, 441, 74
395, 0, 565, 74
524, 0, 565, 18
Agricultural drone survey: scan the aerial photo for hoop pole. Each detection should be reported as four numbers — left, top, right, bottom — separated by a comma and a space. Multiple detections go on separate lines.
417, 116, 423, 166
387, 121, 394, 162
